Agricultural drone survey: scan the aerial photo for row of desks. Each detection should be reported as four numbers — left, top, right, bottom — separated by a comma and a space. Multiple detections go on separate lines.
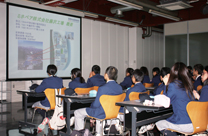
17, 89, 172, 136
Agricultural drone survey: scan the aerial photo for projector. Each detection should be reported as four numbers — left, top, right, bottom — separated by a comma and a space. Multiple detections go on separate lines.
157, 0, 193, 11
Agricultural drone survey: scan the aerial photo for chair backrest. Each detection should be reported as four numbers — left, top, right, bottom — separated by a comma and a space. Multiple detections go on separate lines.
99, 93, 126, 120
129, 90, 150, 101
160, 90, 164, 94
186, 101, 208, 134
44, 87, 66, 110
131, 84, 134, 88
92, 86, 99, 91
74, 87, 93, 94
158, 82, 162, 86
143, 83, 154, 87
197, 85, 202, 92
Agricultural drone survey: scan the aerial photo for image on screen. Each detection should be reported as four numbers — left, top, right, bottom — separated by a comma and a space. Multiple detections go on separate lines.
7, 4, 81, 80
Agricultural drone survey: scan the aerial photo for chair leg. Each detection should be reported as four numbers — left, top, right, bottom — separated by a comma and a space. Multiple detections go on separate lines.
107, 119, 113, 136
101, 121, 104, 136
31, 108, 37, 123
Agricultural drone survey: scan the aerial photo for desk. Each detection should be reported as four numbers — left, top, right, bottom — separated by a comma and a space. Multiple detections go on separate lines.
116, 100, 172, 136
16, 90, 45, 130
57, 94, 95, 136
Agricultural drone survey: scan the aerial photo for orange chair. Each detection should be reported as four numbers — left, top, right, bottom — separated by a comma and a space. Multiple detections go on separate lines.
131, 84, 134, 88
143, 83, 154, 87
197, 85, 203, 92
160, 90, 164, 94
168, 101, 208, 135
87, 93, 126, 136
158, 82, 162, 86
92, 86, 99, 91
32, 87, 66, 122
129, 90, 150, 101
74, 86, 96, 94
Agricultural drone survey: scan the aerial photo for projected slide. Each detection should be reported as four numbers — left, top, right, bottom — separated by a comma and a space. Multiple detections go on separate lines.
7, 4, 81, 80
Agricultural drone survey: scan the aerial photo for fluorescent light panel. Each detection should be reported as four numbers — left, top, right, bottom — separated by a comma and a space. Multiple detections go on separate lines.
84, 12, 99, 18
105, 17, 138, 27
108, 0, 143, 10
149, 9, 180, 21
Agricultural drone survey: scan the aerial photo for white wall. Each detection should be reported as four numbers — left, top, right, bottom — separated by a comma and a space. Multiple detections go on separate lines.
82, 18, 129, 83
129, 27, 164, 78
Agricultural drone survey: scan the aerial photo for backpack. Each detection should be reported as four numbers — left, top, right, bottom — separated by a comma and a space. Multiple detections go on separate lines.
48, 89, 66, 130
71, 129, 93, 136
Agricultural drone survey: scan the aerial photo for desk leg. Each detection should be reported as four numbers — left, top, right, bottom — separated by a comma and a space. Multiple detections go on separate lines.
131, 111, 137, 136
24, 93, 28, 123
66, 99, 71, 135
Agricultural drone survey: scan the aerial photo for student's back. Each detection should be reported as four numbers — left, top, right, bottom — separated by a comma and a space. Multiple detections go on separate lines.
140, 66, 150, 83
120, 76, 133, 89
142, 75, 150, 83
68, 77, 88, 90
151, 74, 160, 86
87, 74, 105, 87
125, 83, 146, 101
153, 82, 164, 95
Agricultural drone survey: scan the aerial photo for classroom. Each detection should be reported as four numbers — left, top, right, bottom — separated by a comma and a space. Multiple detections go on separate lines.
0, 0, 208, 136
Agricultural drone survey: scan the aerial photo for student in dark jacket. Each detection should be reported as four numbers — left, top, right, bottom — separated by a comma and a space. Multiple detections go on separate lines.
74, 66, 123, 136
68, 68, 88, 89
120, 68, 134, 90
140, 66, 150, 83
193, 66, 208, 102
193, 64, 203, 90
125, 69, 146, 101
156, 62, 194, 136
153, 67, 170, 95
151, 67, 161, 87
32, 64, 63, 119
87, 65, 106, 87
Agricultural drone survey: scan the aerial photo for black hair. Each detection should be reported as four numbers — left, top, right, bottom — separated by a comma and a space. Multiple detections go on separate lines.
140, 66, 149, 76
160, 67, 170, 78
194, 64, 204, 75
71, 68, 85, 83
203, 66, 208, 86
105, 66, 118, 80
92, 65, 100, 74
132, 69, 144, 82
187, 66, 192, 70
166, 62, 194, 100
152, 67, 160, 76
126, 68, 134, 76
47, 64, 57, 76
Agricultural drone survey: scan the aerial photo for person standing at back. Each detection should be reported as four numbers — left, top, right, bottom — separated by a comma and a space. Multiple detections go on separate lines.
87, 65, 106, 87
193, 64, 204, 90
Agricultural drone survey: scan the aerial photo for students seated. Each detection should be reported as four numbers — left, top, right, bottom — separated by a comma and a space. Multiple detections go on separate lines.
68, 68, 88, 89
87, 65, 105, 87
156, 62, 194, 135
140, 66, 150, 84
120, 68, 134, 90
193, 64, 204, 90
32, 64, 63, 126
151, 67, 161, 87
153, 67, 170, 95
125, 69, 146, 101
74, 66, 123, 136
193, 66, 208, 101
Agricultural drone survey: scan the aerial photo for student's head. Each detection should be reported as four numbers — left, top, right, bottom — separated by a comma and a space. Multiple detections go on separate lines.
152, 67, 160, 77
193, 64, 204, 76
131, 69, 144, 83
187, 66, 192, 71
71, 68, 85, 83
160, 67, 170, 81
167, 62, 193, 98
140, 66, 149, 76
201, 66, 208, 85
104, 66, 118, 81
126, 68, 134, 77
91, 65, 100, 75
47, 64, 57, 76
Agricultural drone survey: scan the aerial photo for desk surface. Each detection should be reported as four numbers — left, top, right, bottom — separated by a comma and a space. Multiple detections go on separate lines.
116, 100, 163, 110
146, 87, 156, 90
57, 94, 95, 100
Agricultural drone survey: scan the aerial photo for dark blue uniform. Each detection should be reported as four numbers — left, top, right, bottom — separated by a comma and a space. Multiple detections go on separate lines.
151, 75, 161, 86
120, 76, 133, 89
68, 77, 88, 90
142, 75, 150, 83
199, 85, 208, 102
87, 74, 106, 87
193, 76, 203, 90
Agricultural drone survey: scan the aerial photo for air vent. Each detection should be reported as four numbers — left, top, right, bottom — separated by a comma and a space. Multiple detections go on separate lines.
157, 0, 193, 11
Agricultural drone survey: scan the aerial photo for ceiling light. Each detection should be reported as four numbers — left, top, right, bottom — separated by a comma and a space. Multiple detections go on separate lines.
105, 17, 138, 27
108, 0, 143, 10
149, 9, 180, 21
157, 1, 193, 11
84, 12, 99, 18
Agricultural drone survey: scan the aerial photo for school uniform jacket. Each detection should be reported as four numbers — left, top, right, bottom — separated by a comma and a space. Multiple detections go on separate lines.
193, 76, 203, 90
68, 77, 88, 90
199, 85, 208, 102
151, 75, 161, 87
142, 75, 150, 84
153, 82, 165, 95
87, 74, 106, 87
120, 76, 133, 89
125, 82, 146, 101
35, 76, 63, 107
164, 81, 193, 124
86, 80, 123, 119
